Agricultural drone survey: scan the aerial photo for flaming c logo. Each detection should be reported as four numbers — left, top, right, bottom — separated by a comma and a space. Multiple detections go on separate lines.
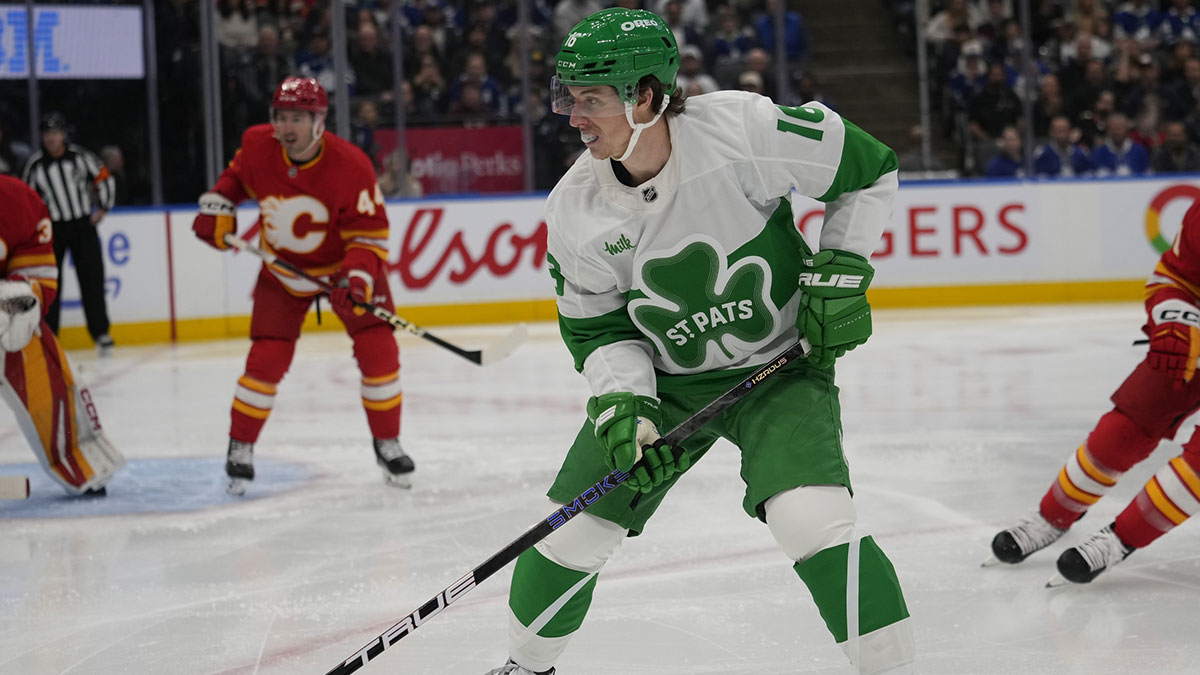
1146, 184, 1200, 253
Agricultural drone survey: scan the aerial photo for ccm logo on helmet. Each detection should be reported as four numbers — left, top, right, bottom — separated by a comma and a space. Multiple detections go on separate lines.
621, 19, 661, 30
797, 273, 865, 289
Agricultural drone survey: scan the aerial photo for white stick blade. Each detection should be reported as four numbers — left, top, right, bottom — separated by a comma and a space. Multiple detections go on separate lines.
478, 323, 529, 366
0, 475, 31, 500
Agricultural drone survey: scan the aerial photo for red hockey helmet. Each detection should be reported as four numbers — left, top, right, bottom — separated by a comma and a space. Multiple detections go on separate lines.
272, 77, 328, 113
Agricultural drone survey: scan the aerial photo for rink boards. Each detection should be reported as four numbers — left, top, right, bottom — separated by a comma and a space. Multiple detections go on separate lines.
52, 175, 1200, 349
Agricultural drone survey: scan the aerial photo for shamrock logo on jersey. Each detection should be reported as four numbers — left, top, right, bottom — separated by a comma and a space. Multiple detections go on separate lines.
630, 238, 777, 371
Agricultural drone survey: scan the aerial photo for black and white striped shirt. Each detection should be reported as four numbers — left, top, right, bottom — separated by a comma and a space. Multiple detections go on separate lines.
22, 144, 116, 223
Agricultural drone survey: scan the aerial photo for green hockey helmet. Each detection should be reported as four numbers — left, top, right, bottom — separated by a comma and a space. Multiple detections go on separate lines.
551, 8, 679, 117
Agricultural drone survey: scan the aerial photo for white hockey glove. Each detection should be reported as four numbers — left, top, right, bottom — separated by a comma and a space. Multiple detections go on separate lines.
0, 280, 40, 352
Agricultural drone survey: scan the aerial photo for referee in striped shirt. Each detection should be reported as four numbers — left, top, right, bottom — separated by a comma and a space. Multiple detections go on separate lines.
22, 112, 117, 356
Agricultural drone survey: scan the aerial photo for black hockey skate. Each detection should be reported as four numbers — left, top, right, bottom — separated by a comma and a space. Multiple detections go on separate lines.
225, 439, 254, 496
985, 512, 1067, 566
373, 438, 414, 488
1049, 523, 1134, 586
482, 660, 555, 675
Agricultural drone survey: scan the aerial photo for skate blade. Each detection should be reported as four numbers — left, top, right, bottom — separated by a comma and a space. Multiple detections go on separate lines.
1045, 573, 1071, 588
981, 554, 1003, 568
381, 468, 413, 489
226, 477, 251, 497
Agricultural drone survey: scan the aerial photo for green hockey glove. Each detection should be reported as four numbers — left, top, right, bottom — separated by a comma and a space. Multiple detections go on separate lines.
587, 392, 690, 493
796, 249, 875, 368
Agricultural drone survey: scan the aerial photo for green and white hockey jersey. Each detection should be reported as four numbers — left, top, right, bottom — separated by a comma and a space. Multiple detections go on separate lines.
544, 90, 898, 398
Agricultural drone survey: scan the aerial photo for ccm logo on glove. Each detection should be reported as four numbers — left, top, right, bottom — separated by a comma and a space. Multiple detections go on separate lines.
1153, 304, 1200, 327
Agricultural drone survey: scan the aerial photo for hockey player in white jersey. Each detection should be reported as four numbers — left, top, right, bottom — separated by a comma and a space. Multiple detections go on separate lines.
482, 8, 912, 675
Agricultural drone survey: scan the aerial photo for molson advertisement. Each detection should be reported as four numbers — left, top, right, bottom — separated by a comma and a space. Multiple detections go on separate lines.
52, 177, 1200, 348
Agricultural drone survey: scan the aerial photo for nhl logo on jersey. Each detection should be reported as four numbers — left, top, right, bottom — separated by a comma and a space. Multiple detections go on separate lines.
641, 186, 658, 203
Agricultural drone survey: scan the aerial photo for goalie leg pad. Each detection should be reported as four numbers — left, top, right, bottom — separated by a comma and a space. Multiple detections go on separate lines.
505, 509, 627, 672
765, 485, 857, 563
1, 329, 125, 495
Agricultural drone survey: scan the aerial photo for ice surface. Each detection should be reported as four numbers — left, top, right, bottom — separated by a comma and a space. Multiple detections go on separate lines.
1, 304, 1197, 674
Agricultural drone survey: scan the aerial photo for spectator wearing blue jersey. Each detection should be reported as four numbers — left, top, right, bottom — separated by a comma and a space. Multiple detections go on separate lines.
1113, 0, 1163, 47
1092, 112, 1152, 175
1034, 115, 1094, 177
448, 52, 505, 115
985, 126, 1026, 177
1160, 0, 1200, 46
755, 0, 808, 64
949, 40, 989, 112
707, 5, 757, 69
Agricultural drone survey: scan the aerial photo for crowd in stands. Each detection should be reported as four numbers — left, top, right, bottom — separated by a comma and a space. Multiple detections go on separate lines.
204, 0, 814, 195
9, 1, 1195, 200
894, 0, 1200, 177
0, 0, 812, 201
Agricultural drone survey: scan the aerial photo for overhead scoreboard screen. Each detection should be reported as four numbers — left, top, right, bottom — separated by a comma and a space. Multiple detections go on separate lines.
0, 4, 144, 79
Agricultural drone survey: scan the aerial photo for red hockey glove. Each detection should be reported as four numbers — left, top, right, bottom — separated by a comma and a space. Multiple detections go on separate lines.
1147, 298, 1200, 389
192, 192, 236, 250
330, 270, 372, 316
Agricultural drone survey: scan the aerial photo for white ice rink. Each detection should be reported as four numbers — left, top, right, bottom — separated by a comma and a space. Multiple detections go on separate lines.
2, 304, 1198, 675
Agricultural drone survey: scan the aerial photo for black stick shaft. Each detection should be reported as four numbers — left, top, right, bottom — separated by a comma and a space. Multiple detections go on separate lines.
323, 338, 810, 675
222, 235, 488, 364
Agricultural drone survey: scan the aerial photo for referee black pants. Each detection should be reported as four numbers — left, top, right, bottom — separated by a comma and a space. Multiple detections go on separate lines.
45, 216, 111, 340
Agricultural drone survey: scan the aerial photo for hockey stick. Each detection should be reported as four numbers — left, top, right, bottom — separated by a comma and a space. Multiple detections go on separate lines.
221, 234, 526, 366
0, 475, 31, 500
322, 336, 812, 675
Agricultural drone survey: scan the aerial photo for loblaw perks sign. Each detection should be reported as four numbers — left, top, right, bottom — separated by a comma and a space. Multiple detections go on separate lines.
375, 127, 525, 194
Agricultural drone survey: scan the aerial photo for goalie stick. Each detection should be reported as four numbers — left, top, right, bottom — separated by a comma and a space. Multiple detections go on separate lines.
0, 475, 30, 499
221, 234, 526, 366
322, 336, 812, 675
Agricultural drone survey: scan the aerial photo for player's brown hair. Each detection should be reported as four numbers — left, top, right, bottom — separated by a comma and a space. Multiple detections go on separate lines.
639, 75, 687, 117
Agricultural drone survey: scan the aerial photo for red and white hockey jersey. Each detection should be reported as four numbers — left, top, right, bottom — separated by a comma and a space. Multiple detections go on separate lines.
212, 125, 389, 296
0, 175, 57, 308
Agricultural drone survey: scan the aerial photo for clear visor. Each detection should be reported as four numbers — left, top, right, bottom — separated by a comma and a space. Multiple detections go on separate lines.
550, 77, 628, 117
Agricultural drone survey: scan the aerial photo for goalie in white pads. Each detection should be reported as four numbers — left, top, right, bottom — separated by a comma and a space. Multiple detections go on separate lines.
0, 175, 124, 496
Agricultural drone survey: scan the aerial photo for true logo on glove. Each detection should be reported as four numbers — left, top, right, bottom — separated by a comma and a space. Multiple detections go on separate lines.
797, 272, 865, 289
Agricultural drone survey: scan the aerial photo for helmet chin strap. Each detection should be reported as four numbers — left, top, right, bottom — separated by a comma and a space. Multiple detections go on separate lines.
296, 112, 326, 157
615, 95, 669, 163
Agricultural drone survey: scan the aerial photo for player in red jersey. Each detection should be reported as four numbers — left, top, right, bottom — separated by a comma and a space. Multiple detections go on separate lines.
192, 77, 412, 496
0, 175, 124, 495
990, 198, 1200, 585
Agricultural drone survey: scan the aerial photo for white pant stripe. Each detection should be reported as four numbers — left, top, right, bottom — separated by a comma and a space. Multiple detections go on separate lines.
235, 385, 275, 410
361, 379, 403, 401
1156, 464, 1200, 517
1065, 456, 1112, 496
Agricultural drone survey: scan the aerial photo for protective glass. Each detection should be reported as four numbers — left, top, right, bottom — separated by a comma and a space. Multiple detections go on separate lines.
550, 77, 628, 117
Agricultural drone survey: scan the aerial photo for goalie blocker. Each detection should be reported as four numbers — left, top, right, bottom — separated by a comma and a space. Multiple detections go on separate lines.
0, 326, 124, 495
